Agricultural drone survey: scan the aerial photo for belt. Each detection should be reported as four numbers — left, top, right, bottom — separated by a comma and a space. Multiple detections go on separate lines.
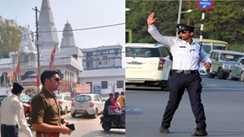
172, 70, 198, 74
1, 124, 18, 128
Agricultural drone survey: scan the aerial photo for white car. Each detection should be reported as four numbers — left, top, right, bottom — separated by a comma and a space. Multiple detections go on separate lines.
125, 43, 172, 89
55, 92, 72, 114
71, 93, 104, 118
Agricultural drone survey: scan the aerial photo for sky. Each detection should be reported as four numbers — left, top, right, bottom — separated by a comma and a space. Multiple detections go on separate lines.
0, 0, 125, 49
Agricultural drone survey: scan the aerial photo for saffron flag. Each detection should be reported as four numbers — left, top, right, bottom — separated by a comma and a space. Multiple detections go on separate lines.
49, 47, 56, 69
13, 52, 21, 81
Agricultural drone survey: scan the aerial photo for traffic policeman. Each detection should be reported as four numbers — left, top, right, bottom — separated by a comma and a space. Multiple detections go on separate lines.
147, 12, 211, 136
31, 70, 72, 137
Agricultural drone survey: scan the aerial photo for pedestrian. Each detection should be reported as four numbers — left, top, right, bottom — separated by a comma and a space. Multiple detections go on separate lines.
31, 70, 72, 137
147, 12, 212, 136
0, 82, 33, 137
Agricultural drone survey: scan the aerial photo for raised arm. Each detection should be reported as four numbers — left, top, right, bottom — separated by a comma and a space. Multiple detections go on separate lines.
147, 12, 174, 47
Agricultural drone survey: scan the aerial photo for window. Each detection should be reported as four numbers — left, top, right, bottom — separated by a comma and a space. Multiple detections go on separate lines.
101, 81, 108, 89
117, 80, 124, 88
94, 95, 100, 101
126, 47, 161, 57
220, 53, 243, 62
64, 96, 71, 101
240, 59, 244, 65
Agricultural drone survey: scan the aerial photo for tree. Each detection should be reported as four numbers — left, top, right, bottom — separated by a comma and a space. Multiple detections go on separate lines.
126, 0, 244, 48
0, 21, 21, 58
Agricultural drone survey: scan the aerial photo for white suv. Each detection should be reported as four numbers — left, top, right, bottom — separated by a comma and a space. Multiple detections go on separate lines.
125, 43, 172, 89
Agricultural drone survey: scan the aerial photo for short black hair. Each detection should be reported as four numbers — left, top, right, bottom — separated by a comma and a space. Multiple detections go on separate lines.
11, 82, 24, 95
40, 70, 60, 85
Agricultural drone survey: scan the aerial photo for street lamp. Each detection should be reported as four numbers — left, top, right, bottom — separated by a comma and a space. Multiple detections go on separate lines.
33, 7, 41, 92
176, 0, 193, 35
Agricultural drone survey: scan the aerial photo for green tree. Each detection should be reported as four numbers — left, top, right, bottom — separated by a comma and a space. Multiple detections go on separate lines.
0, 22, 21, 58
126, 0, 244, 51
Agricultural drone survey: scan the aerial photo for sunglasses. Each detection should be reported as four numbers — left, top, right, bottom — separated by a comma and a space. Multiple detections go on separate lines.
178, 30, 188, 34
53, 78, 60, 82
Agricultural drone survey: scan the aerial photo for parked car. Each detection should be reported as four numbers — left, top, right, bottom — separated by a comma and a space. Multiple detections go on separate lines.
71, 93, 104, 118
208, 50, 244, 79
125, 43, 172, 89
0, 95, 7, 105
55, 92, 72, 114
229, 57, 244, 81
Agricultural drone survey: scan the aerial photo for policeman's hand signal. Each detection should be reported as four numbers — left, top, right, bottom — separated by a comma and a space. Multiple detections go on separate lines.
147, 12, 157, 25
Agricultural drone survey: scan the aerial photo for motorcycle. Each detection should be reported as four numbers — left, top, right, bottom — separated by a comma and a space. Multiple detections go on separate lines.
100, 106, 125, 132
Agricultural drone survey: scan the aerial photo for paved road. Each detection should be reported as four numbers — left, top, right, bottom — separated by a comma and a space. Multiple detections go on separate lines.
126, 77, 244, 137
18, 114, 125, 137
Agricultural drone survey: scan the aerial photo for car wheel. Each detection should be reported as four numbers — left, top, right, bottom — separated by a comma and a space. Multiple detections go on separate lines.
208, 73, 215, 78
71, 112, 76, 118
240, 72, 244, 82
160, 81, 169, 91
217, 69, 224, 79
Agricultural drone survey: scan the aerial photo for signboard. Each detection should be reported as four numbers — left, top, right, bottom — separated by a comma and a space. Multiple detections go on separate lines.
196, 0, 215, 12
76, 83, 91, 93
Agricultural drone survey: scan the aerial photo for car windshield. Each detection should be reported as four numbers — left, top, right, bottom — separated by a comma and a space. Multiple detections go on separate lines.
126, 47, 160, 57
220, 54, 244, 62
75, 95, 91, 102
55, 95, 62, 99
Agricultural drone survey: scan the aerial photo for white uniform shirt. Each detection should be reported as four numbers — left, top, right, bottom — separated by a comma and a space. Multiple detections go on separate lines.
148, 25, 211, 70
0, 94, 33, 137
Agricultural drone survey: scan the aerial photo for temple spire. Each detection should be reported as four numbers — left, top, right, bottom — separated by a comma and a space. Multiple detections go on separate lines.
60, 21, 76, 48
38, 0, 59, 51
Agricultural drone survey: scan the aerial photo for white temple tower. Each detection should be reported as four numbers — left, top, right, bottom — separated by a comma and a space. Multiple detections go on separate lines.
38, 0, 59, 59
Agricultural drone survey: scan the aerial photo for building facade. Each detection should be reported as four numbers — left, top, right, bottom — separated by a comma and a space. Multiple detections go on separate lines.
80, 45, 125, 94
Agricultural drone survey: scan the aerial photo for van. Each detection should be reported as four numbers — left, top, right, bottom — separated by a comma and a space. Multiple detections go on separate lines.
125, 43, 172, 89
209, 50, 244, 79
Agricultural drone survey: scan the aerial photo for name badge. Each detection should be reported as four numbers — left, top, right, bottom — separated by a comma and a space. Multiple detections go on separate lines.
179, 46, 186, 48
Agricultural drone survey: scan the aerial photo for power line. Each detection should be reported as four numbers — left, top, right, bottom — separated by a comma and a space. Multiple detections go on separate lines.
38, 23, 125, 33
19, 22, 125, 38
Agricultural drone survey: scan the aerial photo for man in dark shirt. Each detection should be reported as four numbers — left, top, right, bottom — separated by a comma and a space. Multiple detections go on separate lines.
31, 70, 72, 137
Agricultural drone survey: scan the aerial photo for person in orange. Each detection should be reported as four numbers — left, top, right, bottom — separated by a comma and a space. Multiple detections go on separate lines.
117, 92, 125, 110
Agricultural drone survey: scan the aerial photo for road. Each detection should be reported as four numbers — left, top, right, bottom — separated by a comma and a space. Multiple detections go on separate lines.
18, 114, 125, 137
126, 77, 244, 137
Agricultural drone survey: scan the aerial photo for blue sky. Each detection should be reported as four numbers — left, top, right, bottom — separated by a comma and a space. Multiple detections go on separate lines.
0, 0, 125, 49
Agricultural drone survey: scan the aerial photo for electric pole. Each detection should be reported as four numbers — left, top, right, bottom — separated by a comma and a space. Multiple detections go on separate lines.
34, 6, 40, 92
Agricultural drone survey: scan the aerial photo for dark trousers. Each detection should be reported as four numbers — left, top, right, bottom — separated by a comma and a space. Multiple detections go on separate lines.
1, 124, 18, 137
161, 71, 207, 130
